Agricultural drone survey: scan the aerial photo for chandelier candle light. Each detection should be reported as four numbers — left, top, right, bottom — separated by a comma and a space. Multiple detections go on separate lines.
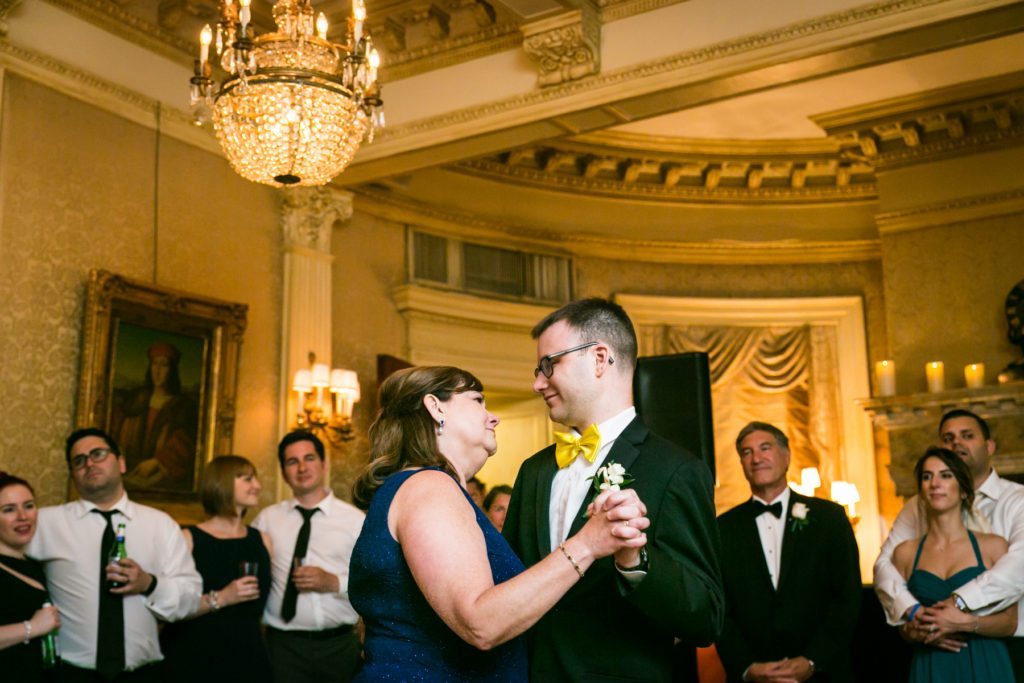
190, 0, 384, 186
293, 358, 361, 440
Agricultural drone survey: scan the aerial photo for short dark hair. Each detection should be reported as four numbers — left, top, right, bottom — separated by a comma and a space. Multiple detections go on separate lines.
939, 409, 991, 440
200, 455, 258, 517
466, 477, 484, 492
0, 472, 34, 497
735, 421, 790, 455
532, 298, 638, 369
483, 484, 513, 512
65, 427, 120, 468
915, 446, 974, 510
277, 430, 325, 470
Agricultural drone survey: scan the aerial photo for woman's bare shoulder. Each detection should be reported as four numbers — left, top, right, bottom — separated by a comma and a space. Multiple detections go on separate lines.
975, 532, 1009, 562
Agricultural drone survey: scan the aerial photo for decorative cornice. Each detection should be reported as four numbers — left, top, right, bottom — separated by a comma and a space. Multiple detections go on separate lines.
875, 188, 1024, 234
393, 284, 550, 333
354, 185, 882, 264
597, 0, 686, 23
451, 141, 877, 203
0, 0, 21, 36
521, 6, 600, 87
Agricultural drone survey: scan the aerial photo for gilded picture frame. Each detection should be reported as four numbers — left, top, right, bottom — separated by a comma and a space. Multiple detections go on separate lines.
75, 270, 247, 517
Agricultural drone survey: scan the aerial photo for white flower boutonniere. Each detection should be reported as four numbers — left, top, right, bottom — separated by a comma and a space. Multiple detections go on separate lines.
588, 460, 635, 493
788, 502, 811, 532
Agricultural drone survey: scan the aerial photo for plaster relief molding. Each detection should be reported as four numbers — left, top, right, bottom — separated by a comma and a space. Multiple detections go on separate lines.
875, 188, 1024, 235
281, 187, 355, 253
597, 0, 684, 22
0, 0, 21, 36
394, 284, 550, 332
521, 4, 600, 87
0, 40, 221, 155
355, 186, 882, 264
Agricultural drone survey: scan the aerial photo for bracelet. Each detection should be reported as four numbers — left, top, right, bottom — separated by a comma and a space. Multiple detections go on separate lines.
907, 603, 922, 621
208, 590, 221, 611
558, 543, 585, 579
22, 620, 31, 644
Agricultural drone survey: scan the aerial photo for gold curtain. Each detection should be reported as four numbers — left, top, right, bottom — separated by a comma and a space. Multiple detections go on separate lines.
642, 324, 843, 514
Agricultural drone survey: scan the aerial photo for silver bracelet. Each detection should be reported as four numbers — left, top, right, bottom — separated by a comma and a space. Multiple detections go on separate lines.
208, 590, 220, 611
22, 620, 31, 644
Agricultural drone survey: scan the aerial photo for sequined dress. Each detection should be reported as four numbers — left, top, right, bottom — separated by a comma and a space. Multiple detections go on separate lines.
349, 468, 528, 681
907, 531, 1014, 682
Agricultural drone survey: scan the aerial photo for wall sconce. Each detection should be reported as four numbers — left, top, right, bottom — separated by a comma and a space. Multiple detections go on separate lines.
789, 467, 821, 497
831, 480, 861, 526
292, 353, 360, 442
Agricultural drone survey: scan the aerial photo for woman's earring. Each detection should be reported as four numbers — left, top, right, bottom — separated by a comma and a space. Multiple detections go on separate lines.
436, 418, 444, 436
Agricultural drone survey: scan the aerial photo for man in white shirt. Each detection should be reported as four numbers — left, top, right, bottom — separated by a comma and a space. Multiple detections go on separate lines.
873, 409, 1024, 673
29, 427, 201, 682
252, 430, 365, 683
716, 422, 860, 683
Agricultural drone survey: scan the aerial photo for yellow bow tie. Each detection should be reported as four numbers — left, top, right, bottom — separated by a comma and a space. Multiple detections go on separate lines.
554, 424, 601, 469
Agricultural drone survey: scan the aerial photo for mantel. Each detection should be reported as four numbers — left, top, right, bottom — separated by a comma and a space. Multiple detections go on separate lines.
858, 382, 1024, 420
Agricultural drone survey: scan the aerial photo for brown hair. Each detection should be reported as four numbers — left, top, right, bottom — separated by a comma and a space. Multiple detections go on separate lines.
200, 455, 258, 517
914, 446, 974, 510
352, 366, 483, 510
0, 472, 34, 497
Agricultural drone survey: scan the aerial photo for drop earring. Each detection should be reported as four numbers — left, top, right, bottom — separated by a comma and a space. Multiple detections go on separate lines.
436, 418, 444, 436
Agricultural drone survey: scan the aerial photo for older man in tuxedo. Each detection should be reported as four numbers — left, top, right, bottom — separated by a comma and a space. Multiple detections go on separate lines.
717, 422, 860, 683
503, 297, 723, 682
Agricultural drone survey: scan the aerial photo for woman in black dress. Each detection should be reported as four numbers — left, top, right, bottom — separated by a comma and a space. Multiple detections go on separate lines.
0, 472, 60, 682
161, 456, 272, 682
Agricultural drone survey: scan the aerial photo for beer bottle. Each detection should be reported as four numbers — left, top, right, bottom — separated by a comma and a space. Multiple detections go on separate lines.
108, 523, 128, 589
40, 602, 60, 669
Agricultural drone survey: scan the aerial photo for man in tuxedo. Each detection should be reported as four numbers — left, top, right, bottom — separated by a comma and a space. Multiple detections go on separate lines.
503, 297, 723, 682
717, 422, 860, 683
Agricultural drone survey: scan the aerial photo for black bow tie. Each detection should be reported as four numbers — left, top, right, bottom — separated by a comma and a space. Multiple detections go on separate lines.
753, 501, 783, 518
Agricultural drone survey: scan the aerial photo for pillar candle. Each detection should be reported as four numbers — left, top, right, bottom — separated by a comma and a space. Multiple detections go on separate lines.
875, 360, 896, 397
926, 361, 944, 393
965, 363, 985, 389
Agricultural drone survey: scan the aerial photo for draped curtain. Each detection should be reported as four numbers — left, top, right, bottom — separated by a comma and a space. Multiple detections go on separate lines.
641, 324, 843, 514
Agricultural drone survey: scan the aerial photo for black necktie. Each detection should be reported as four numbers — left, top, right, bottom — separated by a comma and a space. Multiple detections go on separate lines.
281, 507, 320, 622
93, 509, 124, 680
753, 501, 783, 519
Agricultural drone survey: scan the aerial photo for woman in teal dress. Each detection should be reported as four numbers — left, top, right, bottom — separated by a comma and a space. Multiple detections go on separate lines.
892, 447, 1016, 682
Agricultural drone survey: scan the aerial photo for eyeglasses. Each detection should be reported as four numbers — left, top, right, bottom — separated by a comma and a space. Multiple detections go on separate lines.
534, 341, 599, 378
70, 447, 113, 470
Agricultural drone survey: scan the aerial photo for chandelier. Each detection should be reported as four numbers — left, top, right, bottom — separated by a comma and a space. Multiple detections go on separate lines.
189, 0, 383, 187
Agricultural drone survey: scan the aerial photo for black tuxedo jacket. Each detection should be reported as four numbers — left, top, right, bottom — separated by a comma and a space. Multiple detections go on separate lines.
716, 493, 861, 683
503, 417, 724, 682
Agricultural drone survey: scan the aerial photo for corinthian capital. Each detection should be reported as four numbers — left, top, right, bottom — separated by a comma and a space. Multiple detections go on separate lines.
521, 4, 600, 87
280, 187, 354, 253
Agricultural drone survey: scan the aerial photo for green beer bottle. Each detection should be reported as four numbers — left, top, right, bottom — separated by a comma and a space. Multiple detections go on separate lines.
108, 523, 128, 589
40, 602, 60, 669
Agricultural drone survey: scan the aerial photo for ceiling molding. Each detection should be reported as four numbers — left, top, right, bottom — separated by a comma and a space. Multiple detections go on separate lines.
572, 131, 843, 156
875, 187, 1024, 234
355, 185, 882, 263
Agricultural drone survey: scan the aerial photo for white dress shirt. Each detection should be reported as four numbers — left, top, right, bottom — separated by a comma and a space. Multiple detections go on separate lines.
752, 487, 791, 590
27, 495, 202, 670
874, 469, 1024, 634
252, 490, 364, 631
548, 406, 637, 552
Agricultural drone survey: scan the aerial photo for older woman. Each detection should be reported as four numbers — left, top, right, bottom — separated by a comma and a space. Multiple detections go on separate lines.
891, 446, 1016, 682
161, 456, 272, 682
349, 366, 648, 681
0, 472, 60, 681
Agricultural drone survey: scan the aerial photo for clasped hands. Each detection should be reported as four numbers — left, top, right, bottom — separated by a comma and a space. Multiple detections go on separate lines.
901, 599, 973, 652
583, 489, 650, 568
745, 656, 813, 683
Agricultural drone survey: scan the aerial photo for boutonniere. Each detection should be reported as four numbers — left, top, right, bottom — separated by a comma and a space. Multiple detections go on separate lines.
788, 502, 811, 532
588, 460, 635, 493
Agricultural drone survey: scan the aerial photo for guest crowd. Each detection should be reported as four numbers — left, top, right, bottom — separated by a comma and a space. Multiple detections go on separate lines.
1, 297, 1020, 683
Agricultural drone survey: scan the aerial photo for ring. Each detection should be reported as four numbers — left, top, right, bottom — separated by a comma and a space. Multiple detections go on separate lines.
930, 625, 937, 633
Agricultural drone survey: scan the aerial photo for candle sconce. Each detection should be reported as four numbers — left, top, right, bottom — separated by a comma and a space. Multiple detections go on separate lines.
292, 352, 360, 443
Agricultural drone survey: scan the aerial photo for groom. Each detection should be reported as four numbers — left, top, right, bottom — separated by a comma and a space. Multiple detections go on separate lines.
503, 298, 723, 682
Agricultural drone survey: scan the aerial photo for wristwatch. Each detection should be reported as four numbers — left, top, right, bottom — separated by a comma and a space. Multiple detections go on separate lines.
807, 659, 816, 674
952, 593, 968, 611
615, 547, 649, 572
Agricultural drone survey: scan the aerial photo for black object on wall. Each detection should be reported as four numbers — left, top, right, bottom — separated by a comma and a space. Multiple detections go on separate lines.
633, 352, 715, 480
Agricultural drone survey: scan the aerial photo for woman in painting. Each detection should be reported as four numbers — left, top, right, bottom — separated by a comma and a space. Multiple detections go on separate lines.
891, 446, 1016, 681
111, 341, 198, 491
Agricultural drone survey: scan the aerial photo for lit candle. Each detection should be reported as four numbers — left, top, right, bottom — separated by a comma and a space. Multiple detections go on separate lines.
926, 361, 945, 393
316, 12, 329, 40
199, 24, 212, 67
875, 360, 896, 397
368, 47, 380, 83
352, 0, 366, 44
239, 0, 251, 32
965, 363, 985, 389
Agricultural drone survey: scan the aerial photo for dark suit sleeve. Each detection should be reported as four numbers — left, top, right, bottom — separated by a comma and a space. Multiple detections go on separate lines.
804, 503, 861, 671
715, 513, 759, 679
502, 458, 529, 559
623, 456, 724, 645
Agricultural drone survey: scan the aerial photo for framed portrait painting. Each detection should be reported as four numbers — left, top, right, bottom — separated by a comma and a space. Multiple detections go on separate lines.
76, 270, 247, 513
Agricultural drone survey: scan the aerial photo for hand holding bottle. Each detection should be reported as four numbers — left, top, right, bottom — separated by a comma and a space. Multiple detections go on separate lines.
29, 604, 60, 636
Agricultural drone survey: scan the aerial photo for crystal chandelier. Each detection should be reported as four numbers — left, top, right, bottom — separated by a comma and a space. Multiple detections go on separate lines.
190, 0, 384, 187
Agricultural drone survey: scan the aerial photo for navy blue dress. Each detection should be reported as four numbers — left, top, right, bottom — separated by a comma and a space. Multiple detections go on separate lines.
906, 531, 1014, 682
349, 468, 528, 681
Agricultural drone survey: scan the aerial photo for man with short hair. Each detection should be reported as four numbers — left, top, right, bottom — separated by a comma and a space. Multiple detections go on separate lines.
874, 409, 1024, 671
29, 427, 201, 682
465, 476, 486, 508
717, 422, 861, 683
503, 297, 724, 682
252, 430, 364, 683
